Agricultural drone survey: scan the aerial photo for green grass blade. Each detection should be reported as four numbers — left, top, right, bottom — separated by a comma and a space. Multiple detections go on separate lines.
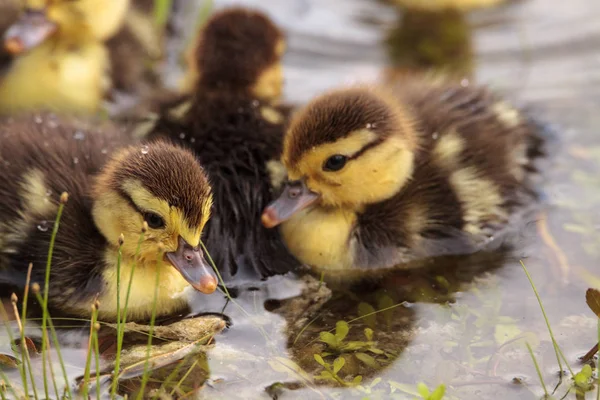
41, 193, 68, 399
1, 299, 29, 398
520, 260, 573, 376
526, 341, 548, 397
33, 290, 72, 399
0, 366, 21, 400
112, 227, 145, 398
136, 248, 162, 399
94, 321, 101, 400
11, 295, 38, 400
81, 302, 99, 399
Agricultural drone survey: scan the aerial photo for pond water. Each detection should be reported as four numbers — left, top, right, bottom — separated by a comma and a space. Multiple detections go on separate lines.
1, 0, 600, 399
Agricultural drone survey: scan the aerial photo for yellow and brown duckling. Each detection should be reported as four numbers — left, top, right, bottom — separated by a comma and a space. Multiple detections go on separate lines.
262, 78, 544, 279
0, 113, 217, 321
143, 8, 299, 283
0, 0, 129, 114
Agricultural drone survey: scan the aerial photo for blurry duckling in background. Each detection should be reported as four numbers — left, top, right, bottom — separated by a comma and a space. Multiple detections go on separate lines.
384, 0, 507, 79
0, 0, 130, 114
142, 7, 299, 284
0, 114, 217, 321
262, 78, 544, 279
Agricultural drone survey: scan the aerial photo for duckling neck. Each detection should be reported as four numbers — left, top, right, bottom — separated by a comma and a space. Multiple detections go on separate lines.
280, 205, 357, 272
95, 248, 190, 321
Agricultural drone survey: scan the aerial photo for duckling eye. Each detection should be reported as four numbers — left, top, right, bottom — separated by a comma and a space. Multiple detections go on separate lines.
323, 154, 348, 172
143, 212, 166, 229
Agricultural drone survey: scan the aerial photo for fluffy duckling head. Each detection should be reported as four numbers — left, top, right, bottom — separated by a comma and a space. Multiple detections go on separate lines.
193, 7, 285, 100
262, 87, 417, 227
3, 0, 129, 54
92, 141, 217, 294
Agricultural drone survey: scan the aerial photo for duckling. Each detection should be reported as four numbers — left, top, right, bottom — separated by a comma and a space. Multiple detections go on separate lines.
261, 79, 544, 279
385, 0, 507, 78
0, 113, 217, 321
142, 7, 299, 283
0, 0, 129, 114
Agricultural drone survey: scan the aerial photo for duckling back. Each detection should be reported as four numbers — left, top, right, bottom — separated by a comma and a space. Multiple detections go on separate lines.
363, 82, 543, 268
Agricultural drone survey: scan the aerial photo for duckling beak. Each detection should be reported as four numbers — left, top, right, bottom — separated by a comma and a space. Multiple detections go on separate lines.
3, 10, 57, 55
166, 237, 218, 294
261, 179, 320, 228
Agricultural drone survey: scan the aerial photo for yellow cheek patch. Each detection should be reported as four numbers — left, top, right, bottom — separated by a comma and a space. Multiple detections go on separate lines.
275, 39, 286, 57
122, 179, 209, 248
252, 62, 283, 100
168, 208, 203, 248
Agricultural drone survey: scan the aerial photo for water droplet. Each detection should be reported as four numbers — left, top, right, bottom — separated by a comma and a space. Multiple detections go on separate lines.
73, 130, 85, 140
190, 138, 196, 143
460, 78, 469, 87
37, 221, 49, 232
34, 115, 43, 124
251, 100, 259, 107
47, 120, 58, 129
73, 157, 79, 164
101, 148, 108, 154
179, 132, 186, 139
45, 190, 52, 197
141, 145, 149, 155
366, 123, 373, 129
237, 107, 244, 113
432, 132, 439, 140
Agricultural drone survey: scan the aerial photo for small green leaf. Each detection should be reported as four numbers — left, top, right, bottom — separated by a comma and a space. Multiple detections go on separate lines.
377, 294, 395, 328
353, 375, 363, 385
355, 352, 379, 368
494, 323, 522, 345
369, 377, 382, 388
335, 321, 350, 342
333, 357, 345, 374
417, 382, 430, 398
314, 354, 325, 366
388, 381, 420, 396
430, 384, 446, 400
585, 288, 600, 318
319, 331, 338, 348
364, 328, 374, 341
580, 364, 593, 379
358, 302, 377, 329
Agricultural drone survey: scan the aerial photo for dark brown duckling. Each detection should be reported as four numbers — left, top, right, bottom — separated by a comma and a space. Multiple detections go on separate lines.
141, 7, 299, 284
262, 78, 544, 280
0, 113, 217, 321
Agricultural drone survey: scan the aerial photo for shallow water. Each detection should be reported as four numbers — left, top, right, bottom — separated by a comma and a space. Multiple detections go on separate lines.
2, 0, 600, 399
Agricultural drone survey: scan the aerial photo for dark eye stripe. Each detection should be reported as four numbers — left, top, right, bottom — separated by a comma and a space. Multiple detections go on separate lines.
117, 188, 166, 224
348, 137, 385, 161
